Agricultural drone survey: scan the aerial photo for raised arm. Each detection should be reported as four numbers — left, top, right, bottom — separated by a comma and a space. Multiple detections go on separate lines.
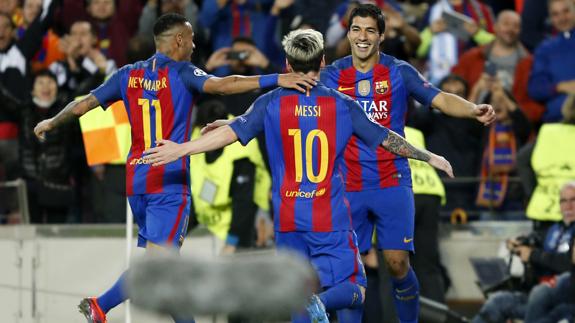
382, 130, 454, 178
143, 125, 239, 166
34, 94, 100, 141
203, 73, 316, 95
431, 91, 496, 126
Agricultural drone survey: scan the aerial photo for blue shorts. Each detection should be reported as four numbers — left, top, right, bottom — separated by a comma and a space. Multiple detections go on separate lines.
128, 194, 191, 249
275, 231, 367, 288
346, 186, 415, 253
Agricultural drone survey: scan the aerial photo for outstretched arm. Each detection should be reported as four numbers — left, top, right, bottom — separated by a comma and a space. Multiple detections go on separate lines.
34, 94, 100, 141
143, 125, 238, 166
203, 73, 316, 95
431, 91, 496, 126
382, 130, 454, 178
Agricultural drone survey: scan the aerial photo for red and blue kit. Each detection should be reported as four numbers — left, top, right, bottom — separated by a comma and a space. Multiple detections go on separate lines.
92, 53, 212, 247
230, 83, 388, 287
321, 54, 440, 191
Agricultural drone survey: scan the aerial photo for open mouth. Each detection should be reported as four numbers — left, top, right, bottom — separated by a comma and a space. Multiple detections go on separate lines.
355, 43, 370, 52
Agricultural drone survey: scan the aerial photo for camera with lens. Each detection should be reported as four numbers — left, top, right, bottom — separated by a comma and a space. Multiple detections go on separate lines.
514, 234, 540, 248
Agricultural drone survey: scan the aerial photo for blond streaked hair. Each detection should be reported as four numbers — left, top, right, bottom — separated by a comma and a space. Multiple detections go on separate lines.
281, 29, 324, 73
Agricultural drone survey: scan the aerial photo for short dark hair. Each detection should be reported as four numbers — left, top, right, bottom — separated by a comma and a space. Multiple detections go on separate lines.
231, 36, 256, 47
348, 4, 386, 35
282, 29, 324, 74
153, 13, 188, 37
35, 69, 58, 84
70, 20, 97, 36
438, 74, 469, 97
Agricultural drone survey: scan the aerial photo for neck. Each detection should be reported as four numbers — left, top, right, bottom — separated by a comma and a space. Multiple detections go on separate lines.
492, 40, 518, 56
156, 47, 179, 61
352, 52, 380, 73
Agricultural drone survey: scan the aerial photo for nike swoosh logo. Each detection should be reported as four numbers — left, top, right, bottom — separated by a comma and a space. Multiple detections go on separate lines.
403, 237, 413, 243
337, 86, 354, 91
395, 284, 414, 294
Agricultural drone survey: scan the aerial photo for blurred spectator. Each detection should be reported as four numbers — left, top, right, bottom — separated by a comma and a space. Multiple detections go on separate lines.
202, 36, 281, 116
49, 21, 116, 94
139, 0, 199, 38
17, 0, 65, 72
54, 0, 144, 67
518, 95, 575, 229
408, 74, 483, 214
527, 0, 575, 123
0, 0, 55, 181
417, 0, 495, 84
471, 180, 575, 323
189, 100, 272, 255
474, 81, 530, 211
0, 70, 79, 223
198, 0, 293, 75
0, 0, 22, 24
523, 272, 574, 323
326, 1, 421, 61
292, 0, 341, 34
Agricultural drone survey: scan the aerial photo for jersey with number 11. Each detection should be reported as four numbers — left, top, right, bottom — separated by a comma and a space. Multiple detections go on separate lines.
91, 53, 212, 196
230, 83, 389, 232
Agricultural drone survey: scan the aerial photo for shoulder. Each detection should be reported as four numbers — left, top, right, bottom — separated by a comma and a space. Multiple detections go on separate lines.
332, 55, 354, 69
534, 37, 560, 56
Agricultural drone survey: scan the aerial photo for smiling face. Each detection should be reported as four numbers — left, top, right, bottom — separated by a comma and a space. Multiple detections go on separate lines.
549, 0, 575, 32
347, 15, 384, 63
560, 183, 575, 225
32, 75, 57, 103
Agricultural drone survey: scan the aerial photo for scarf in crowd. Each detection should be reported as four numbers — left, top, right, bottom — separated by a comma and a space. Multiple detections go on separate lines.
428, 0, 489, 84
476, 122, 517, 208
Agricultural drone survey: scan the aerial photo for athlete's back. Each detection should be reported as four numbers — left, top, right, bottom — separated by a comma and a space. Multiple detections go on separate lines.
230, 82, 389, 232
92, 53, 212, 195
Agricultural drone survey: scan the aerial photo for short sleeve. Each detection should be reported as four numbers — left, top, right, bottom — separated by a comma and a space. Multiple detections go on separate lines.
398, 61, 440, 108
229, 93, 271, 146
179, 63, 213, 93
91, 69, 123, 109
346, 97, 389, 150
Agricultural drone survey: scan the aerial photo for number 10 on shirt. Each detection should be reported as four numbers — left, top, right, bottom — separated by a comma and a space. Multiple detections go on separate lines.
288, 128, 328, 183
139, 98, 162, 150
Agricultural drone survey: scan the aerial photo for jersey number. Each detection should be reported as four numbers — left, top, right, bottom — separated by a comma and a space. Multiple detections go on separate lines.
138, 98, 162, 150
288, 129, 328, 183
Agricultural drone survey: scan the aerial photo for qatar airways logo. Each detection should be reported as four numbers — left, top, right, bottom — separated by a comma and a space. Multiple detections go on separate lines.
356, 99, 389, 121
285, 188, 327, 199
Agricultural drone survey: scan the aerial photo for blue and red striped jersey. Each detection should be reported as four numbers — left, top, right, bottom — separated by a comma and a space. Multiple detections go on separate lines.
230, 83, 389, 232
320, 53, 440, 191
92, 53, 212, 196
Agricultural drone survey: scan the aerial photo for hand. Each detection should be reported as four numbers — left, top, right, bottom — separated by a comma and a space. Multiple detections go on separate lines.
243, 46, 270, 69
515, 246, 533, 262
430, 18, 447, 34
91, 164, 106, 181
474, 104, 496, 126
464, 20, 479, 36
278, 73, 317, 93
200, 119, 232, 135
205, 47, 231, 72
556, 80, 575, 94
271, 0, 294, 15
143, 139, 185, 166
88, 49, 108, 73
506, 238, 519, 251
34, 118, 54, 141
428, 153, 454, 178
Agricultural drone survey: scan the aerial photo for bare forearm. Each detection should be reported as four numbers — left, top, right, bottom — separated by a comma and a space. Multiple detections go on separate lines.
207, 76, 261, 95
183, 125, 238, 155
382, 130, 430, 162
432, 92, 476, 119
51, 95, 99, 128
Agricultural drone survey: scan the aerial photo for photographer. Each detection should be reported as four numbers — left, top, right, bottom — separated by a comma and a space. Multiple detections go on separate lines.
472, 181, 575, 323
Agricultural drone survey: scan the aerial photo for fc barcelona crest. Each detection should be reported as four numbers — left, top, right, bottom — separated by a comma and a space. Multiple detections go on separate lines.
375, 80, 389, 95
358, 80, 371, 96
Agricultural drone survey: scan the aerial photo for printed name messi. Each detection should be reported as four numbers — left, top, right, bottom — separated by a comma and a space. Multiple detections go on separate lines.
294, 105, 321, 117
128, 76, 168, 91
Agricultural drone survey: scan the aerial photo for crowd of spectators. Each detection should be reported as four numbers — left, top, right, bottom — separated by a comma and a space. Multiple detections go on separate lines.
0, 0, 574, 317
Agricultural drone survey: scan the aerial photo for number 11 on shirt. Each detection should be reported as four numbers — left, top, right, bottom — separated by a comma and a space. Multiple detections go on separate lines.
139, 98, 162, 150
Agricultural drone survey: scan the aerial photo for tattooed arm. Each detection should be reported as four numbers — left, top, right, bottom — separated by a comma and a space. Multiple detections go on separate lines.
34, 94, 101, 141
382, 130, 454, 177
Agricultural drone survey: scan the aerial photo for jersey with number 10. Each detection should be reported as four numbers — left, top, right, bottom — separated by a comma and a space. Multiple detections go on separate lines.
321, 54, 440, 192
91, 53, 212, 196
230, 83, 389, 232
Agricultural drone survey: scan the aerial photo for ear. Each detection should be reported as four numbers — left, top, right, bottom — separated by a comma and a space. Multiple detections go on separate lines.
285, 58, 293, 73
379, 32, 385, 43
